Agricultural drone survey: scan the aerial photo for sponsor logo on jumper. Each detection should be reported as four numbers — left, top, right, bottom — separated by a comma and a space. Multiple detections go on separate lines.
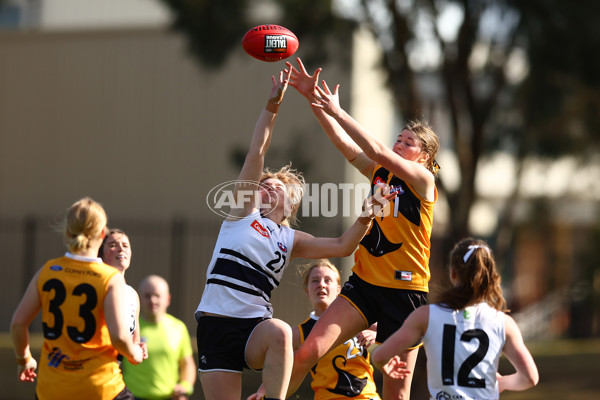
50, 265, 63, 271
395, 271, 412, 281
264, 35, 287, 53
375, 177, 403, 195
251, 220, 269, 238
390, 184, 404, 195
277, 242, 288, 253
435, 391, 465, 399
48, 347, 70, 368
64, 268, 101, 278
63, 358, 90, 371
435, 392, 452, 400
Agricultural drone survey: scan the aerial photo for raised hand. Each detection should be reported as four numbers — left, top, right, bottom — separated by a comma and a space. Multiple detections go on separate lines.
285, 57, 321, 99
310, 82, 344, 118
268, 68, 292, 106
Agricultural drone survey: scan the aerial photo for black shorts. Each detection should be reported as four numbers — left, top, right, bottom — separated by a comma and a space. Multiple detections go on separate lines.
339, 273, 427, 344
196, 314, 267, 373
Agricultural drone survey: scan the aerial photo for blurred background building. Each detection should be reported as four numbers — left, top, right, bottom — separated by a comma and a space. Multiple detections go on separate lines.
1, 0, 599, 398
0, 0, 348, 331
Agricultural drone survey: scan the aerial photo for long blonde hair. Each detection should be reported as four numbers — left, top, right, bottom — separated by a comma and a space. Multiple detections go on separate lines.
260, 163, 305, 227
60, 197, 107, 254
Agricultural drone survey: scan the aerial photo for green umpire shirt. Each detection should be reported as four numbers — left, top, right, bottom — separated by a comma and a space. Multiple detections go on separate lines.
121, 313, 194, 399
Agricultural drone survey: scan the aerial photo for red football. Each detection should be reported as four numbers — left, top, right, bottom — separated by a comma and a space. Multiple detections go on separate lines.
242, 25, 299, 62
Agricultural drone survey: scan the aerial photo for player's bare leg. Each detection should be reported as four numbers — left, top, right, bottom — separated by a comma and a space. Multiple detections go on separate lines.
288, 296, 367, 396
246, 318, 293, 399
200, 371, 242, 400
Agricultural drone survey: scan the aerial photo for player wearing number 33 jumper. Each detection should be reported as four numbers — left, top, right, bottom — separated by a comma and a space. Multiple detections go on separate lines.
195, 71, 396, 400
10, 197, 147, 400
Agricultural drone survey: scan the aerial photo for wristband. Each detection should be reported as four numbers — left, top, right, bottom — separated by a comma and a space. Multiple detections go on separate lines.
179, 380, 193, 395
350, 152, 372, 172
16, 355, 32, 366
265, 102, 280, 113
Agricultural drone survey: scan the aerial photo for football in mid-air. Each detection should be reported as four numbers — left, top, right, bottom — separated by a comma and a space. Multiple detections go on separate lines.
242, 25, 299, 62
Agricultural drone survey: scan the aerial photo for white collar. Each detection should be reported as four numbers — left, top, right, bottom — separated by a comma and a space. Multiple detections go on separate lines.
65, 252, 103, 263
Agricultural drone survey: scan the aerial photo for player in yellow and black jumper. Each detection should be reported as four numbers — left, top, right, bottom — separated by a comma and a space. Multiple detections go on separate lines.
284, 58, 440, 400
296, 259, 380, 400
10, 197, 147, 400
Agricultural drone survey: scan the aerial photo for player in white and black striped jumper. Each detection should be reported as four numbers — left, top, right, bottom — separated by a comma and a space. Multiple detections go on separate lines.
195, 70, 395, 400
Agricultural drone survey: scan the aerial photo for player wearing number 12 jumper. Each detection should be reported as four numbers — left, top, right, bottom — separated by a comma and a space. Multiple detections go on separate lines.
372, 238, 539, 399
195, 70, 396, 400
10, 197, 146, 400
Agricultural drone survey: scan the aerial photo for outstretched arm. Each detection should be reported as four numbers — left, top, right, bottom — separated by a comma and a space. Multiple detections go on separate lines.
286, 58, 374, 177
312, 83, 434, 198
497, 316, 539, 392
291, 185, 396, 259
229, 70, 291, 220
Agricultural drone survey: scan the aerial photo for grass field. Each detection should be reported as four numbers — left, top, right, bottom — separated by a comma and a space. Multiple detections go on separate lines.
2, 334, 599, 399
497, 338, 600, 400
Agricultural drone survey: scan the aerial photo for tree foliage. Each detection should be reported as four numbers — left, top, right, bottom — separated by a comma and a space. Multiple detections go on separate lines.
515, 0, 600, 158
161, 0, 600, 258
160, 0, 249, 68
160, 0, 354, 68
